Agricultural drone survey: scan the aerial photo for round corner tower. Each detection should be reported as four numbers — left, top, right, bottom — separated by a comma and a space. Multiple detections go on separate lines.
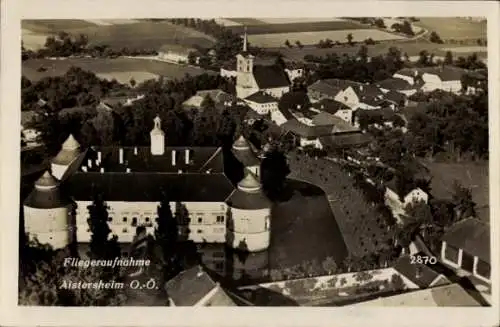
51, 134, 81, 180
226, 172, 271, 252
23, 170, 74, 249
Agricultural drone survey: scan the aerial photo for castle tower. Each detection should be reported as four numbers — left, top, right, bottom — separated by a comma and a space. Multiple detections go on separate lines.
226, 172, 271, 252
232, 135, 260, 177
23, 170, 73, 249
51, 134, 81, 180
150, 115, 165, 156
236, 27, 257, 99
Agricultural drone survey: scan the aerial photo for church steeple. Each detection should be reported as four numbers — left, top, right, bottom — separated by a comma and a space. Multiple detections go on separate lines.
243, 26, 248, 53
150, 115, 165, 155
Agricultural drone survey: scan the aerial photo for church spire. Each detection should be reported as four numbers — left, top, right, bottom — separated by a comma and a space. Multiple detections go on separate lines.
243, 26, 248, 53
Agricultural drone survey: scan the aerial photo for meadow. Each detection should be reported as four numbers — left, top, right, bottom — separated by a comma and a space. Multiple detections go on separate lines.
414, 17, 487, 40
228, 20, 365, 35
276, 41, 487, 62
22, 57, 215, 82
248, 29, 406, 48
22, 20, 216, 51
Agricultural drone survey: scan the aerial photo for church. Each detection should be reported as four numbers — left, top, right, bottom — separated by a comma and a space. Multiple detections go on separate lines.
23, 116, 272, 253
235, 29, 291, 101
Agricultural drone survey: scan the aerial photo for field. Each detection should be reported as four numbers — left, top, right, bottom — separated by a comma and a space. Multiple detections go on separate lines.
22, 57, 215, 82
276, 41, 487, 62
227, 20, 365, 35
248, 29, 405, 47
421, 160, 489, 222
414, 17, 487, 40
96, 71, 160, 85
22, 19, 216, 51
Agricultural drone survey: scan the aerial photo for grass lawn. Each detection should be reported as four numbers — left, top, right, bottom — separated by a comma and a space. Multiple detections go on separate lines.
269, 179, 348, 270
421, 160, 489, 222
22, 20, 216, 51
22, 57, 214, 82
414, 17, 487, 40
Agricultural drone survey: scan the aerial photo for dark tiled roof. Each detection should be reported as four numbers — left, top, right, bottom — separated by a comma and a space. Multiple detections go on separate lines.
311, 99, 350, 115
308, 79, 357, 98
442, 218, 490, 263
253, 65, 290, 89
318, 132, 371, 149
227, 187, 270, 210
63, 171, 234, 203
80, 146, 224, 174
245, 91, 277, 104
420, 66, 466, 81
394, 254, 444, 288
221, 61, 237, 71
24, 180, 72, 209
165, 265, 218, 306
376, 78, 414, 91
384, 90, 407, 105
312, 112, 359, 133
281, 119, 334, 138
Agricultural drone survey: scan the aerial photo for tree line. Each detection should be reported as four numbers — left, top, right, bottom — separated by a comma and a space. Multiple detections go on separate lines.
22, 31, 158, 61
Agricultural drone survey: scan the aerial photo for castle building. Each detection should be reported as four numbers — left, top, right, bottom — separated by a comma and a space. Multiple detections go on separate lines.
23, 116, 271, 253
235, 28, 290, 101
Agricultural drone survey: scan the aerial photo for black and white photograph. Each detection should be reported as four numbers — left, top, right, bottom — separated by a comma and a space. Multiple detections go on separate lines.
15, 10, 495, 312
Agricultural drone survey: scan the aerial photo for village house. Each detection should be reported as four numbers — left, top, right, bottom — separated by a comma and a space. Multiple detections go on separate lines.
376, 77, 419, 97
284, 61, 306, 83
182, 89, 235, 110
158, 44, 197, 64
243, 91, 279, 115
220, 61, 238, 78
165, 265, 253, 306
440, 218, 491, 289
393, 66, 466, 94
383, 177, 429, 221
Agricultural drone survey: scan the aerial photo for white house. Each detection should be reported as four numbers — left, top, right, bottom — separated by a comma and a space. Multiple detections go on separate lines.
243, 91, 278, 115
384, 180, 429, 222
158, 45, 196, 64
393, 66, 465, 94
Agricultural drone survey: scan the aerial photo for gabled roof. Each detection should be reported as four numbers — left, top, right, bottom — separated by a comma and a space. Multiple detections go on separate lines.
442, 218, 490, 263
253, 65, 290, 89
376, 78, 415, 91
183, 89, 234, 108
165, 265, 219, 306
420, 66, 466, 81
308, 79, 357, 98
311, 99, 350, 115
245, 91, 277, 104
52, 135, 81, 166
318, 132, 371, 149
227, 173, 271, 210
281, 119, 334, 138
312, 112, 359, 133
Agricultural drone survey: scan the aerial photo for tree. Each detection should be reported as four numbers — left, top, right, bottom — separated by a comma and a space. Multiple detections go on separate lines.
260, 149, 290, 201
321, 256, 338, 274
404, 200, 434, 239
429, 31, 444, 44
295, 40, 303, 49
451, 181, 476, 221
444, 51, 454, 65
87, 193, 120, 260
346, 33, 354, 45
284, 40, 292, 48
130, 78, 136, 88
155, 192, 181, 280
374, 18, 386, 28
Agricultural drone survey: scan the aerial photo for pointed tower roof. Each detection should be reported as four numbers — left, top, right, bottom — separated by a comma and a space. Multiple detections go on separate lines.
62, 134, 80, 151
35, 170, 59, 189
232, 135, 250, 151
237, 172, 261, 193
151, 115, 164, 135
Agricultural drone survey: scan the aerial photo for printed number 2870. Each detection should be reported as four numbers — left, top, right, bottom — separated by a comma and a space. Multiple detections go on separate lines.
410, 255, 437, 265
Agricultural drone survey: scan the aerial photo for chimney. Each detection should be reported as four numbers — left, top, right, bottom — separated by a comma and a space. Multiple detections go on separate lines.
134, 147, 138, 155
178, 169, 183, 174
126, 168, 131, 173
172, 150, 177, 166
100, 167, 104, 173
185, 149, 190, 165
82, 166, 87, 172
119, 148, 124, 164
360, 85, 364, 91
88, 159, 92, 168
97, 151, 102, 163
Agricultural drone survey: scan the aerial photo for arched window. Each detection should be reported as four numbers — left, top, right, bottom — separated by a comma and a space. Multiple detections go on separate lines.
131, 217, 138, 227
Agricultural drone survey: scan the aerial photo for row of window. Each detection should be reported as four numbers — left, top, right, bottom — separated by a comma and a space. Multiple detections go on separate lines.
83, 215, 225, 226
